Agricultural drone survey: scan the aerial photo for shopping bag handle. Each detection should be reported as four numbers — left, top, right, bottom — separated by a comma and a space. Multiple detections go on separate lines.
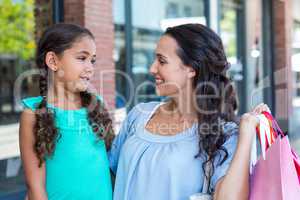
262, 111, 285, 138
250, 111, 285, 172
251, 112, 278, 165
250, 113, 273, 173
256, 114, 273, 159
261, 111, 278, 139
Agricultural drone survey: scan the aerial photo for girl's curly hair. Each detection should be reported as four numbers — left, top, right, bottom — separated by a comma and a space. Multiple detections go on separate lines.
165, 24, 238, 182
34, 23, 114, 167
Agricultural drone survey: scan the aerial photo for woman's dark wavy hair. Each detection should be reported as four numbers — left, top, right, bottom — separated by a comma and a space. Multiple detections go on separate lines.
164, 24, 238, 181
35, 23, 115, 167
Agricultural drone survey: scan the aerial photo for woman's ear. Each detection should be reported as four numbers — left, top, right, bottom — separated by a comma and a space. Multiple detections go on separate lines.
187, 67, 196, 78
45, 51, 59, 72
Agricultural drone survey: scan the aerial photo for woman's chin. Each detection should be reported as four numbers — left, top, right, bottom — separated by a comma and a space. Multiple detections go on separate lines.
155, 82, 181, 97
155, 87, 178, 97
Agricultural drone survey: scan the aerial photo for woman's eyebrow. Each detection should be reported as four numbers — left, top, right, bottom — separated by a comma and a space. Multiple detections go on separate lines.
156, 53, 167, 59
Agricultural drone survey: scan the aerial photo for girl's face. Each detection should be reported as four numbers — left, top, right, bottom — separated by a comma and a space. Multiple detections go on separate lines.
149, 35, 195, 97
47, 36, 96, 93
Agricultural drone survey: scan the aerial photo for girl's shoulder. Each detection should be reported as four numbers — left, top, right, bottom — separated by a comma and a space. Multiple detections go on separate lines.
95, 94, 104, 102
21, 96, 43, 111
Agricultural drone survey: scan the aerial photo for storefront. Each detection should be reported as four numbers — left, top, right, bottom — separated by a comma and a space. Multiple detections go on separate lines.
0, 0, 299, 199
290, 0, 300, 153
113, 0, 207, 108
113, 0, 251, 114
0, 1, 61, 198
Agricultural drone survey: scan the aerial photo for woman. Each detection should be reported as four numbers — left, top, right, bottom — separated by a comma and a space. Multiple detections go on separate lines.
109, 23, 268, 200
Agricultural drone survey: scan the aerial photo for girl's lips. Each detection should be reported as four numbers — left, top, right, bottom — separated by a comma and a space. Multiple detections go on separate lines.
80, 76, 90, 81
78, 77, 90, 87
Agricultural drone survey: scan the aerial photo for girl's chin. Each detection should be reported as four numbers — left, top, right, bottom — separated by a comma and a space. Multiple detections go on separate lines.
76, 87, 88, 92
73, 82, 89, 92
76, 83, 98, 94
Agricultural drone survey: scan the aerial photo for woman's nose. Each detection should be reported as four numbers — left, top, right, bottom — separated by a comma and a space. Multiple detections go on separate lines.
149, 61, 158, 75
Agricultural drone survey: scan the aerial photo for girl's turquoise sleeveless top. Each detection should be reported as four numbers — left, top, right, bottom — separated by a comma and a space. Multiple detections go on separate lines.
22, 96, 112, 200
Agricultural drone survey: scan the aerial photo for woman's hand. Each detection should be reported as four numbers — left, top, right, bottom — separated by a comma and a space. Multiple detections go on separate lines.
239, 103, 271, 143
214, 103, 271, 200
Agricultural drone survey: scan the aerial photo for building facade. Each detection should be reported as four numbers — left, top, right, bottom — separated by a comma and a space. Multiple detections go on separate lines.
0, 0, 299, 199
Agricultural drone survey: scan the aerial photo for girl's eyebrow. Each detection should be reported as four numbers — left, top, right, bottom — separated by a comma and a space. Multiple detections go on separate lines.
77, 50, 90, 55
76, 50, 96, 57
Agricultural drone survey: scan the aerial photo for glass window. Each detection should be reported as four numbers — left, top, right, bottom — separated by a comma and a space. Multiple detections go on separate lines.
220, 2, 238, 63
166, 2, 179, 18
0, 0, 38, 125
183, 6, 192, 17
113, 0, 127, 108
131, 0, 205, 104
113, 0, 206, 108
219, 0, 246, 113
290, 0, 300, 154
0, 0, 52, 198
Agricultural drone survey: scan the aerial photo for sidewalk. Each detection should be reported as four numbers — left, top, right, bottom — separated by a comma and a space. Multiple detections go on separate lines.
0, 123, 25, 199
0, 124, 20, 160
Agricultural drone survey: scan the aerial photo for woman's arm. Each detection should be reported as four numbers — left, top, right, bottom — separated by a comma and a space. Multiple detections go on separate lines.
214, 103, 270, 200
19, 109, 48, 200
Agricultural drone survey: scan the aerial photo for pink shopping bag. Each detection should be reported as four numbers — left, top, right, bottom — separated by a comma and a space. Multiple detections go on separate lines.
250, 135, 300, 200
292, 149, 300, 184
262, 111, 300, 184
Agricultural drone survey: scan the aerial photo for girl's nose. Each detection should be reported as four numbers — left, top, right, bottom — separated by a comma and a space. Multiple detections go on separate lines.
85, 64, 94, 76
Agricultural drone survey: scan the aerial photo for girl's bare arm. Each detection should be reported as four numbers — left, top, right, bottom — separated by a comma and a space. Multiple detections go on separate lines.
19, 109, 48, 200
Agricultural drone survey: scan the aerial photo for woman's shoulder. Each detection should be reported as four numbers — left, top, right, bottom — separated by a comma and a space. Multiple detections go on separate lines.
21, 96, 43, 111
131, 101, 161, 114
123, 101, 161, 125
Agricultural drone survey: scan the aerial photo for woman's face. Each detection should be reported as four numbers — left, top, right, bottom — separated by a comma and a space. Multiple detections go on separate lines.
47, 36, 96, 93
149, 35, 195, 97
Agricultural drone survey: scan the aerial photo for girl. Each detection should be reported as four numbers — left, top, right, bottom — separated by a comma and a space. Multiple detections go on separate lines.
109, 23, 269, 200
19, 23, 114, 200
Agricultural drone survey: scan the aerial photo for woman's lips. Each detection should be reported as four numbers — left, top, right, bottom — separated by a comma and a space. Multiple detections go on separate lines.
155, 78, 165, 85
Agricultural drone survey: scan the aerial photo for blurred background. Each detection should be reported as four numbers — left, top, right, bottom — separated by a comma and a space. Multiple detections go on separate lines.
0, 0, 299, 199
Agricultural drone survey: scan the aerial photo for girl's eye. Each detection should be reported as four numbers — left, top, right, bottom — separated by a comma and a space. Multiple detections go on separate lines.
78, 57, 86, 61
91, 59, 96, 64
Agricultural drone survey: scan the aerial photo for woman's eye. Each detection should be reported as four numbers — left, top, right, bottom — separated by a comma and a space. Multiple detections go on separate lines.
159, 59, 166, 65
